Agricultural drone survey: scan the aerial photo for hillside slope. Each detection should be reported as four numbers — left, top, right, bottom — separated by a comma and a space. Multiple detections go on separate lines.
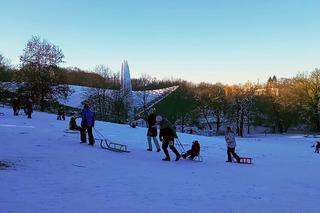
0, 107, 319, 213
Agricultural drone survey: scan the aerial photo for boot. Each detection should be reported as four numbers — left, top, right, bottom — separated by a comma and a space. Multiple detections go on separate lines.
156, 148, 161, 152
147, 148, 152, 151
162, 157, 170, 161
175, 154, 181, 161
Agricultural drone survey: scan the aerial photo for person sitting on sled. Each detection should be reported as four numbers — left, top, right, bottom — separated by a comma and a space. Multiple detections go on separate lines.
69, 114, 81, 131
182, 140, 200, 160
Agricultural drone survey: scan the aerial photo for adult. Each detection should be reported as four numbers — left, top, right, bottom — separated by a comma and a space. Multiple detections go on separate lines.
80, 103, 95, 145
157, 115, 181, 161
225, 126, 241, 163
26, 98, 33, 119
146, 108, 160, 152
12, 97, 20, 116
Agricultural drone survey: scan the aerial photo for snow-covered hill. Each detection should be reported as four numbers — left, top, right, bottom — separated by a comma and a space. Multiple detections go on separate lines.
61, 85, 178, 109
0, 107, 319, 213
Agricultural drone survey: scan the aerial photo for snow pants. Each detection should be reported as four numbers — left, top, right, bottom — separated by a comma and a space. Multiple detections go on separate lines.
81, 126, 95, 145
227, 147, 240, 162
162, 140, 180, 159
147, 136, 160, 150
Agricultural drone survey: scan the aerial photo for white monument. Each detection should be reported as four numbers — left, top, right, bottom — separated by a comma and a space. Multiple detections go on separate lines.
120, 60, 134, 121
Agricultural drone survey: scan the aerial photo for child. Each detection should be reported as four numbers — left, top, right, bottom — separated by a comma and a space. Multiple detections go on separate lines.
182, 140, 200, 160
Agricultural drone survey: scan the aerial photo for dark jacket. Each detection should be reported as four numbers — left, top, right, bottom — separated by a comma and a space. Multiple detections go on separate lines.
147, 113, 157, 129
192, 141, 200, 155
159, 118, 177, 142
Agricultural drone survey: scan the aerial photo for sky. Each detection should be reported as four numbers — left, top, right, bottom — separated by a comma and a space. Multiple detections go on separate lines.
0, 0, 319, 84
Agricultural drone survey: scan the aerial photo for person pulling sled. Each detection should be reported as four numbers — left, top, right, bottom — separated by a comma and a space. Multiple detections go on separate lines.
156, 115, 181, 161
225, 126, 241, 163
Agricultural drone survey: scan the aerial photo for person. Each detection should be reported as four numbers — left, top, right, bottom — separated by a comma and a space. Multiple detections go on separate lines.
225, 126, 241, 163
26, 98, 33, 119
146, 108, 161, 152
80, 103, 95, 145
69, 115, 81, 131
315, 142, 320, 153
12, 97, 20, 116
57, 107, 65, 120
182, 140, 200, 160
157, 115, 181, 161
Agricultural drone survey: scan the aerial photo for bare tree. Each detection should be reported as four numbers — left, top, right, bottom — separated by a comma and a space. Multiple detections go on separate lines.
18, 36, 70, 111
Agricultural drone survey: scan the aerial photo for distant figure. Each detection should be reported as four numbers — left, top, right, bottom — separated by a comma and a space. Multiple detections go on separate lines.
69, 115, 81, 131
26, 98, 33, 119
57, 107, 65, 120
157, 115, 181, 161
225, 126, 241, 163
146, 108, 160, 152
315, 142, 320, 153
129, 120, 137, 128
12, 97, 20, 116
182, 140, 200, 160
80, 103, 95, 145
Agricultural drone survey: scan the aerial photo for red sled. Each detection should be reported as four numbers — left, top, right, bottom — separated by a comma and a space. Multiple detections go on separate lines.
233, 157, 253, 164
239, 157, 253, 164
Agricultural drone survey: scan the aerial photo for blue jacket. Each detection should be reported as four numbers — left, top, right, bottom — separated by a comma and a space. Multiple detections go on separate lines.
81, 107, 95, 127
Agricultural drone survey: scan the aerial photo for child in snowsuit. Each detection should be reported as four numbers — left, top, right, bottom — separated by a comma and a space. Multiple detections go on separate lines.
157, 115, 181, 161
80, 104, 95, 145
26, 98, 33, 119
69, 115, 81, 131
225, 126, 241, 163
182, 140, 200, 160
315, 142, 320, 153
146, 109, 160, 152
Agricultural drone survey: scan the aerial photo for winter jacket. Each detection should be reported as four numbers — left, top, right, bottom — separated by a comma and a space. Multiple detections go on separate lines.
225, 132, 236, 148
147, 113, 157, 129
159, 118, 177, 142
81, 107, 95, 127
192, 141, 200, 155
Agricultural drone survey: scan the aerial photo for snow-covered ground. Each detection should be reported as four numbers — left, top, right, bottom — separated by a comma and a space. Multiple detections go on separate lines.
0, 107, 319, 213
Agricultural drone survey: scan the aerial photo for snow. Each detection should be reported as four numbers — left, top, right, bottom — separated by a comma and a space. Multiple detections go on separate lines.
0, 106, 319, 213
63, 85, 178, 109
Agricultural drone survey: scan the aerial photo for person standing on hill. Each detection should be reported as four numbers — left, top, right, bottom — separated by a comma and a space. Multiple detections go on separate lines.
80, 103, 95, 145
314, 142, 320, 153
225, 126, 241, 163
156, 115, 181, 161
146, 108, 161, 152
12, 97, 20, 116
26, 98, 33, 119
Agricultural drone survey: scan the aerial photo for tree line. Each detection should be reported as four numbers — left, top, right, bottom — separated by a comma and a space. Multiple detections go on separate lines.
0, 36, 319, 135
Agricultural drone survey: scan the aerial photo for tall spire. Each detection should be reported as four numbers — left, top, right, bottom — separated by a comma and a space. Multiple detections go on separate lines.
120, 60, 134, 121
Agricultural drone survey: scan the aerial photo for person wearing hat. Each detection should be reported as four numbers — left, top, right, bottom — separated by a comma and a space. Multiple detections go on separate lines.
156, 115, 181, 161
80, 103, 95, 145
225, 126, 241, 163
146, 108, 161, 152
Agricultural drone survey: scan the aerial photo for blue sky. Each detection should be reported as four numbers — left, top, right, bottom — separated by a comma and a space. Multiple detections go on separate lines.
0, 0, 319, 84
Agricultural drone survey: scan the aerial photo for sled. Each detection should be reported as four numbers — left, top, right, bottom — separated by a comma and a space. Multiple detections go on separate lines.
63, 129, 79, 134
233, 157, 253, 164
191, 155, 203, 162
99, 138, 130, 153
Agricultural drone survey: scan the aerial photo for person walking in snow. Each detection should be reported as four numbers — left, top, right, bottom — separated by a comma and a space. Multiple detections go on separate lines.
57, 107, 65, 120
156, 115, 181, 161
12, 97, 20, 116
314, 142, 320, 153
146, 108, 161, 152
26, 98, 33, 119
182, 140, 200, 160
80, 103, 95, 145
225, 126, 241, 163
